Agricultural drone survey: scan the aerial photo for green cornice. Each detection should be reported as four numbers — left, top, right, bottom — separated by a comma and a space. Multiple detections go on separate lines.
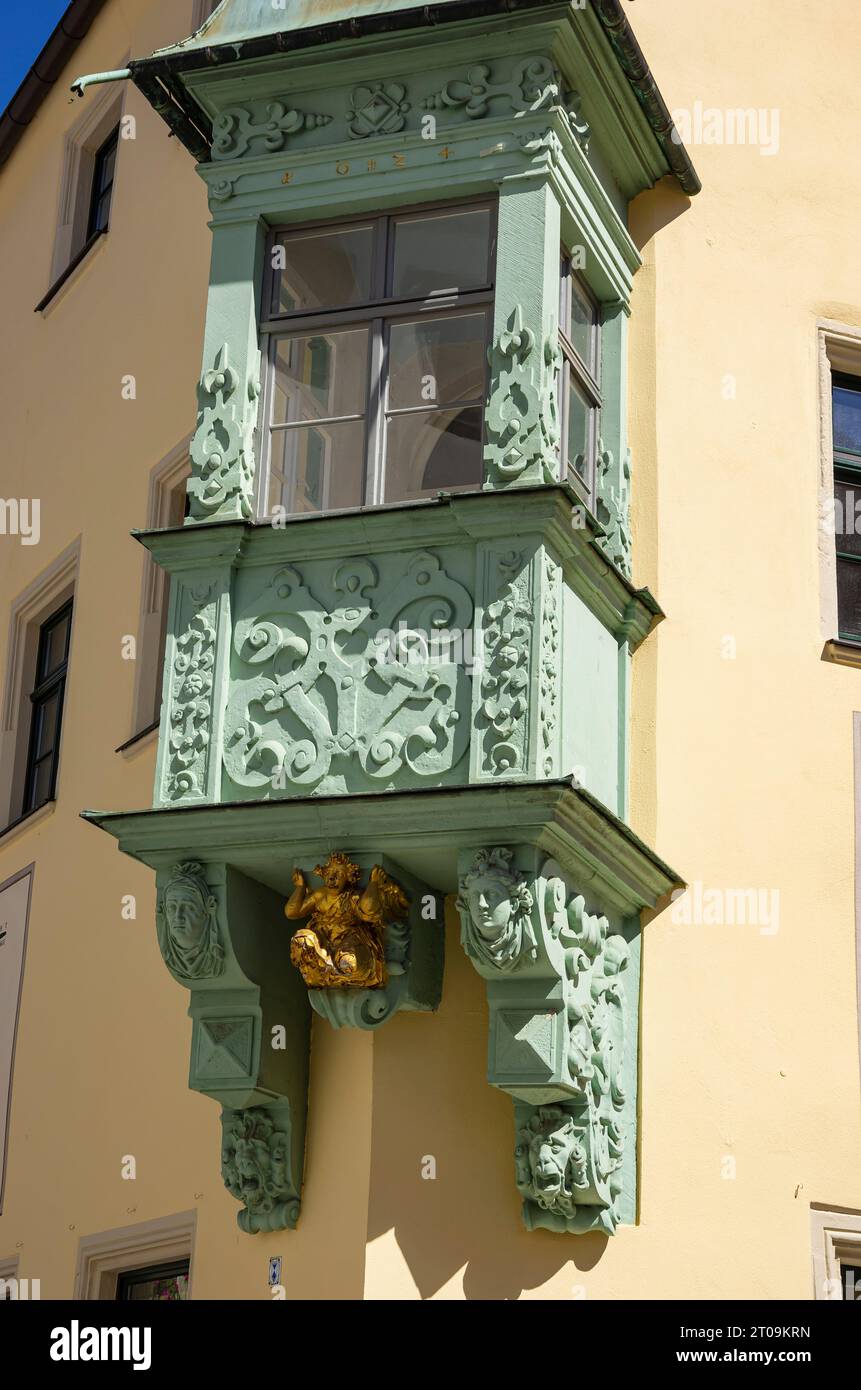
134, 485, 661, 649
82, 777, 682, 916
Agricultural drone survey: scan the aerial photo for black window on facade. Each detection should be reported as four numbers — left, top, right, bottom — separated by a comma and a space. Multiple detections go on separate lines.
87, 124, 119, 241
833, 372, 861, 642
559, 253, 601, 503
23, 601, 72, 816
261, 202, 496, 517
116, 1259, 190, 1301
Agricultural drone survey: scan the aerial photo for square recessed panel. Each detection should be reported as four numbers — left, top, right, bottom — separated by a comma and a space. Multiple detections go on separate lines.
492, 1009, 558, 1076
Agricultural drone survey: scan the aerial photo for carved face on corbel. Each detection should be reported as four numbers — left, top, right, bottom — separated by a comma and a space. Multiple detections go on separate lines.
221, 1109, 292, 1219
515, 1106, 588, 1213
157, 862, 224, 982
456, 847, 536, 972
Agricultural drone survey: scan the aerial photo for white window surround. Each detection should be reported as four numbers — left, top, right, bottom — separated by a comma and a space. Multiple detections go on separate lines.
127, 439, 190, 745
46, 67, 128, 298
818, 319, 861, 646
0, 540, 80, 831
811, 1204, 861, 1299
73, 1210, 196, 1300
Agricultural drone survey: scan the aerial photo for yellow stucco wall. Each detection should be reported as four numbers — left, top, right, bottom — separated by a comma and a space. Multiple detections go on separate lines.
0, 0, 858, 1299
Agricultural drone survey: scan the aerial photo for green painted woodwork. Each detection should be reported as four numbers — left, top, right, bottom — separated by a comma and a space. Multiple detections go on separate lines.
81, 0, 690, 1235
156, 860, 309, 1231
140, 488, 658, 815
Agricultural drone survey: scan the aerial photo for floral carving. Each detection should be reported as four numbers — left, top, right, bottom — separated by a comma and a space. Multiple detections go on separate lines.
348, 82, 410, 137
211, 102, 331, 160
423, 57, 559, 118
539, 553, 560, 776
485, 306, 560, 485
479, 550, 532, 776
596, 439, 632, 577
456, 847, 537, 972
223, 550, 473, 794
188, 344, 261, 522
163, 593, 216, 801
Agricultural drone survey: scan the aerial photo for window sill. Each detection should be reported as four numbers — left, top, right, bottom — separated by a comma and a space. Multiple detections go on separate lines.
35, 228, 108, 316
822, 639, 861, 669
0, 799, 56, 848
116, 720, 159, 756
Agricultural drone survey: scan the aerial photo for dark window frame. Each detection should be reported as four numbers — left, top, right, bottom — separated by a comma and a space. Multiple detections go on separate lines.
833, 371, 861, 643
558, 251, 602, 506
22, 600, 73, 816
115, 1258, 190, 1301
259, 197, 497, 518
86, 123, 120, 242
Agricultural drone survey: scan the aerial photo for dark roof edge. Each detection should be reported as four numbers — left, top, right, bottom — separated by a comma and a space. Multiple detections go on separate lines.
591, 0, 701, 195
130, 0, 700, 194
0, 0, 109, 170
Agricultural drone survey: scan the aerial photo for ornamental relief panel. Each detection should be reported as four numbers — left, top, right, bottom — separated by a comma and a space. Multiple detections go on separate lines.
205, 55, 566, 162
222, 549, 474, 798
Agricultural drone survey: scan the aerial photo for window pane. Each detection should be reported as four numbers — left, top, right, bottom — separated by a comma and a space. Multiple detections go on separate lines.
837, 558, 861, 640
833, 477, 861, 556
834, 382, 861, 457
566, 277, 595, 371
273, 225, 374, 315
269, 420, 366, 515
27, 756, 54, 811
40, 613, 70, 678
272, 330, 368, 424
122, 1272, 188, 1301
32, 692, 60, 760
843, 1265, 861, 1301
384, 406, 483, 502
97, 141, 117, 197
391, 208, 491, 299
566, 371, 591, 481
388, 313, 486, 409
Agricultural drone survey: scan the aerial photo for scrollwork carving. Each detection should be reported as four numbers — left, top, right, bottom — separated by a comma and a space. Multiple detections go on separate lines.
212, 102, 331, 160
423, 57, 560, 118
596, 439, 632, 577
163, 590, 217, 801
188, 343, 261, 522
479, 550, 532, 776
485, 306, 560, 485
348, 82, 410, 137
223, 550, 473, 794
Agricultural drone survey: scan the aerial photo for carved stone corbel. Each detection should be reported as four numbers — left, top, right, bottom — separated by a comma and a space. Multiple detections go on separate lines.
156, 861, 310, 1233
456, 846, 634, 1235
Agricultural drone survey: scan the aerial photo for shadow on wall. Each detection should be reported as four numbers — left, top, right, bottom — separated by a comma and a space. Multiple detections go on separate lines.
366, 901, 609, 1300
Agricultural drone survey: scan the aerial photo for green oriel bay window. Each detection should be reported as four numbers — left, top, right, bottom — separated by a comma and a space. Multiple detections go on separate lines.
82, 0, 697, 1238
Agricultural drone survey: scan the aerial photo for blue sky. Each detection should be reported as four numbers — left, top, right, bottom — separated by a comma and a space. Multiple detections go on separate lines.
0, 1, 72, 112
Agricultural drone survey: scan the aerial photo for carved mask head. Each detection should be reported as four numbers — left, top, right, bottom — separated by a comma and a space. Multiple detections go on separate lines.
164, 881, 207, 950
515, 1107, 586, 1211
456, 848, 535, 970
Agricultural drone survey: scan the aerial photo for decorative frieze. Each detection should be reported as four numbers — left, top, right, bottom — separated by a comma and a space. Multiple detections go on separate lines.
348, 81, 410, 137
211, 103, 332, 160
457, 849, 633, 1235
423, 57, 560, 118
538, 552, 561, 777
223, 550, 473, 796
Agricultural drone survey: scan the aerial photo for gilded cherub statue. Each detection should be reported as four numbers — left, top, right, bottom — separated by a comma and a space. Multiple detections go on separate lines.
285, 852, 410, 989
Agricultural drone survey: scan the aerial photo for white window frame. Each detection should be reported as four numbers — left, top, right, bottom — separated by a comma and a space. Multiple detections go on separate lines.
73, 1211, 196, 1300
818, 320, 861, 654
42, 73, 127, 311
811, 1204, 861, 1299
0, 540, 79, 834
